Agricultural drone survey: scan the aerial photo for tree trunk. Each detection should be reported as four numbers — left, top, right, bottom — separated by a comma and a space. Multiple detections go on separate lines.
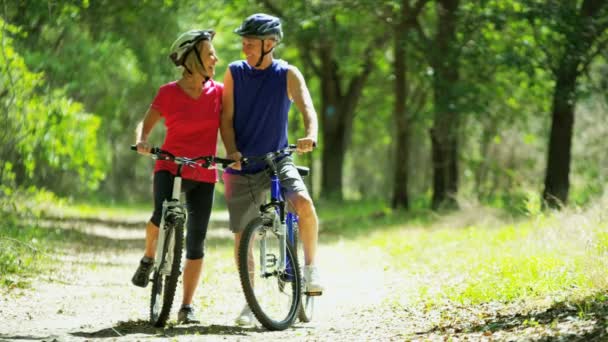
430, 0, 460, 210
542, 0, 607, 208
316, 41, 376, 200
318, 46, 344, 199
392, 1, 410, 209
542, 65, 578, 208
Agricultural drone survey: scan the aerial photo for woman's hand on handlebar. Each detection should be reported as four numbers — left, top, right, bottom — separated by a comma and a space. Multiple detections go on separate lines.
135, 141, 152, 155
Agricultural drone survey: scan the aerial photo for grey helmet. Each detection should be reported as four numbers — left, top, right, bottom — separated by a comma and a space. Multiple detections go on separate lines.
169, 29, 215, 74
234, 13, 283, 42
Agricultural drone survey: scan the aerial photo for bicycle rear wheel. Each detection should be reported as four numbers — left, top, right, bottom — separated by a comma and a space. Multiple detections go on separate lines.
150, 222, 184, 327
293, 229, 314, 323
238, 216, 301, 331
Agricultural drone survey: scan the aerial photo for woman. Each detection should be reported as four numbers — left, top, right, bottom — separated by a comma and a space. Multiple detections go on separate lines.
131, 29, 221, 325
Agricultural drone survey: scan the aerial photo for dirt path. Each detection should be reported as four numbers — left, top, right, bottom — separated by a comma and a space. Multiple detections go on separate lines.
2, 213, 606, 341
0, 213, 411, 342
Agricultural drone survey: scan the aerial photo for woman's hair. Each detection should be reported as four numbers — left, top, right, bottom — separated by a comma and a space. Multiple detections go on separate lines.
182, 40, 209, 76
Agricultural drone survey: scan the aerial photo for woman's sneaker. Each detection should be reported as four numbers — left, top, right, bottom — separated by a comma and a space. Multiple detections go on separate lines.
177, 305, 200, 324
131, 257, 154, 288
235, 304, 255, 326
303, 265, 324, 295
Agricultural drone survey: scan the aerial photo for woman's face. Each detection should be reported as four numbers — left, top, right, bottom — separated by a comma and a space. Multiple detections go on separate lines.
198, 40, 218, 77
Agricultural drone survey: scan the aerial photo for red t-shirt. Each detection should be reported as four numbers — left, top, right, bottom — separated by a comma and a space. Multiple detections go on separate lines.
150, 80, 223, 183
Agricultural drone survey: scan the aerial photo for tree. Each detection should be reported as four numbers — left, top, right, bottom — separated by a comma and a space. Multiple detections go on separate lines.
260, 0, 390, 199
526, 0, 608, 208
409, 0, 463, 209
390, 0, 431, 209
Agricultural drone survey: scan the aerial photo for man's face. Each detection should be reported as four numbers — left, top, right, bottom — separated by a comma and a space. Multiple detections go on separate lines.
241, 37, 261, 65
241, 37, 274, 66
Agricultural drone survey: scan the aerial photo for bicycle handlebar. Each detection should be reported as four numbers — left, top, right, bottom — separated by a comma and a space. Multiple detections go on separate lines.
130, 145, 234, 169
240, 143, 316, 168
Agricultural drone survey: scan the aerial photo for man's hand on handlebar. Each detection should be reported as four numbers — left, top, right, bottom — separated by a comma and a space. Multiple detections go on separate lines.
296, 137, 316, 154
228, 151, 243, 170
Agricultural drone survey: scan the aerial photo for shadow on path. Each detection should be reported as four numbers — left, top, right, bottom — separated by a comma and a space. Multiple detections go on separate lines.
414, 295, 608, 341
0, 334, 52, 341
71, 320, 272, 339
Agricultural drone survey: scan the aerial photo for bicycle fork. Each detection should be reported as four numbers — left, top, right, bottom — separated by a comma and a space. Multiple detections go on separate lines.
259, 174, 296, 281
155, 175, 186, 276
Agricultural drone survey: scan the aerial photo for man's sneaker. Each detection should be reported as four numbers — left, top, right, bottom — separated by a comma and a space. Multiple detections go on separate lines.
303, 265, 324, 295
177, 306, 200, 324
235, 304, 255, 326
131, 257, 154, 288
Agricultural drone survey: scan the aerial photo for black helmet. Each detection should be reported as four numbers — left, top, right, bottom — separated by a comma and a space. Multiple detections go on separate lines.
234, 13, 283, 42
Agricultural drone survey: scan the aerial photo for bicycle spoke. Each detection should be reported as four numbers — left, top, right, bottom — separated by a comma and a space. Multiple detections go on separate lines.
238, 219, 300, 330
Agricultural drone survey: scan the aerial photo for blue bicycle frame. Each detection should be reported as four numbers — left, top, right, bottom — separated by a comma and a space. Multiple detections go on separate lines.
269, 173, 298, 282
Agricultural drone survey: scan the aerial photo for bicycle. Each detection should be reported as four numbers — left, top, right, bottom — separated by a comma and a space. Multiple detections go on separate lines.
237, 144, 318, 331
130, 145, 233, 327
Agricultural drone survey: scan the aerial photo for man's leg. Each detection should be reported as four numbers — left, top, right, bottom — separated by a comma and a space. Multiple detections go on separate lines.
287, 191, 318, 266
224, 171, 266, 325
288, 191, 323, 294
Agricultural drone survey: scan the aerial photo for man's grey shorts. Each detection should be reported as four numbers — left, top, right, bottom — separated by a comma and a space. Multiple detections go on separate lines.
222, 156, 308, 233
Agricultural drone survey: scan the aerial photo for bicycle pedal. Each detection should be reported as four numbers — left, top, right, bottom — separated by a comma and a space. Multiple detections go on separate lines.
304, 291, 322, 296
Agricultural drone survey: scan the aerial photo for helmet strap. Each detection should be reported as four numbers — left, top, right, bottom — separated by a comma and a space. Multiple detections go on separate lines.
193, 46, 208, 77
255, 39, 274, 68
183, 64, 193, 75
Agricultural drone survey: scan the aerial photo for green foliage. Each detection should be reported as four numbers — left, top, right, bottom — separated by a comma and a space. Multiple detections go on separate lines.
0, 184, 67, 289
0, 219, 48, 289
1, 0, 607, 206
0, 19, 106, 195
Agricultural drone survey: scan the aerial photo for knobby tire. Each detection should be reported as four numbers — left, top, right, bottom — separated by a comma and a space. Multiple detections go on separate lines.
238, 217, 301, 331
150, 224, 184, 327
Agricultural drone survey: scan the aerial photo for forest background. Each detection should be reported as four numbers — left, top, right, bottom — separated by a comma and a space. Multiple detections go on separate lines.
1, 0, 607, 213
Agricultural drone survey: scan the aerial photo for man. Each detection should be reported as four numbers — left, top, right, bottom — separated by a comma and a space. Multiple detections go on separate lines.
220, 13, 324, 326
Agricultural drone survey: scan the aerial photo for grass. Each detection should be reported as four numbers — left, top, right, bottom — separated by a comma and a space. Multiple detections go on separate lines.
42, 200, 149, 220
359, 202, 608, 308
315, 198, 434, 239
0, 223, 48, 289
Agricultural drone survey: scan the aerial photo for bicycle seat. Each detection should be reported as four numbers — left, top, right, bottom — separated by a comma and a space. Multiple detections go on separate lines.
296, 166, 309, 176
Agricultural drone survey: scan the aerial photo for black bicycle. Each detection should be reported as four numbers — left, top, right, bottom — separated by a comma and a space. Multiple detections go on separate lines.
237, 145, 317, 331
131, 145, 232, 327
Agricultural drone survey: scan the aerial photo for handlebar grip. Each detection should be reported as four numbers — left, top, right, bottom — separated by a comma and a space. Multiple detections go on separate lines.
215, 157, 235, 168
131, 145, 160, 155
289, 142, 317, 149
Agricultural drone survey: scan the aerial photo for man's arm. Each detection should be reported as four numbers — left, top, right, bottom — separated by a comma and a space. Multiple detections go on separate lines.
220, 67, 242, 167
287, 65, 318, 152
134, 107, 162, 154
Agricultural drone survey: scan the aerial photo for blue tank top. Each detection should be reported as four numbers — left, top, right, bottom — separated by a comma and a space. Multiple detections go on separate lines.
228, 60, 292, 174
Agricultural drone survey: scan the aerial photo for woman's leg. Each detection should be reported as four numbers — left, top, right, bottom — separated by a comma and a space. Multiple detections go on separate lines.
181, 182, 214, 306
132, 171, 173, 287
144, 220, 159, 258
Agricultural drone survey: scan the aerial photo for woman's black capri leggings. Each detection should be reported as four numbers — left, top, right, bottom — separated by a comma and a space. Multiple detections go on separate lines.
150, 171, 214, 260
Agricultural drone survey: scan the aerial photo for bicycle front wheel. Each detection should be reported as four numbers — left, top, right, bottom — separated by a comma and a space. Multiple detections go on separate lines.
238, 217, 301, 331
150, 223, 184, 327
